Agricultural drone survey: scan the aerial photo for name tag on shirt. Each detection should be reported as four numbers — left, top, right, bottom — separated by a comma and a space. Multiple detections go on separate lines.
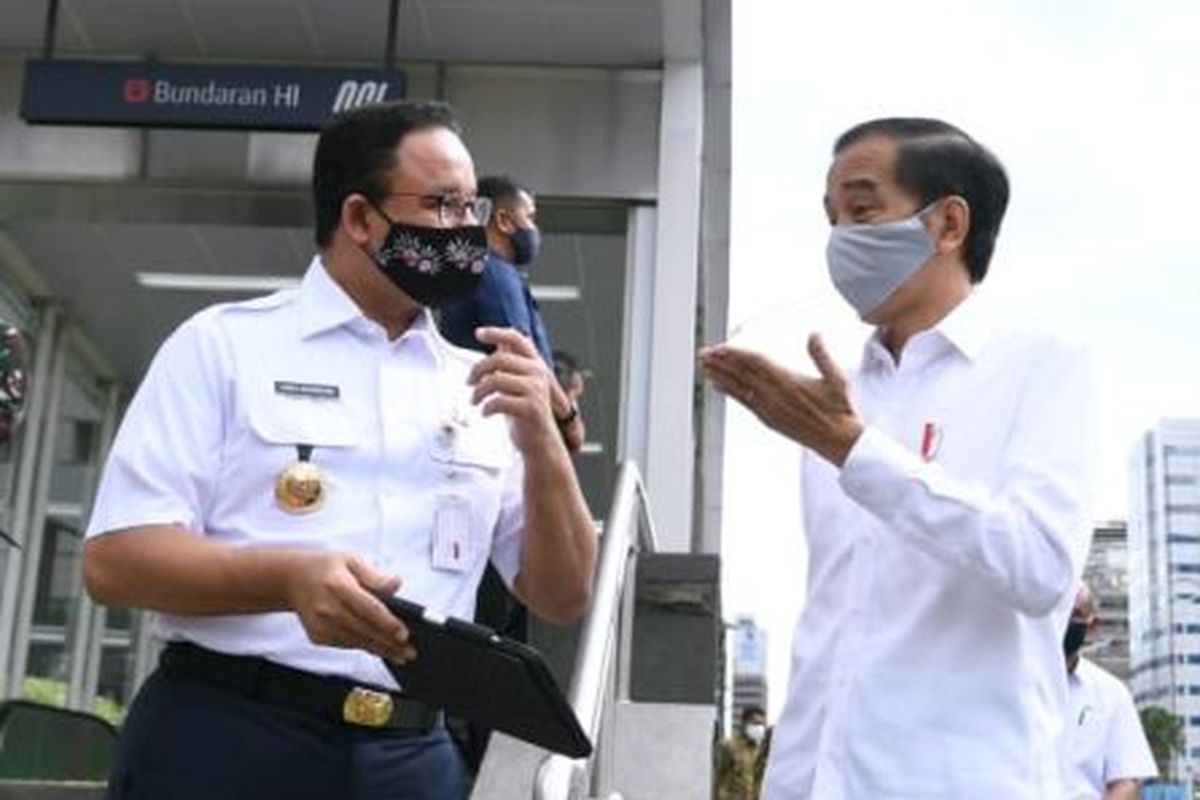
431, 493, 471, 572
274, 380, 340, 400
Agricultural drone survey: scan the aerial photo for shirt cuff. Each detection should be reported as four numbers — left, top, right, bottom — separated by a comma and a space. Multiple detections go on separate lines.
837, 425, 925, 521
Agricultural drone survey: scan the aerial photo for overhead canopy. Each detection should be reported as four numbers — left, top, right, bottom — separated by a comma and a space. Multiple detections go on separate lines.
0, 0, 667, 67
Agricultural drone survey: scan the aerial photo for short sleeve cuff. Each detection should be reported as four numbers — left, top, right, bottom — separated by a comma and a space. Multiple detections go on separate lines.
85, 501, 199, 539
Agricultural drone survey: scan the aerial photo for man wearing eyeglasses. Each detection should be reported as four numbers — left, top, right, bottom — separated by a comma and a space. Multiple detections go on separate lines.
82, 101, 597, 800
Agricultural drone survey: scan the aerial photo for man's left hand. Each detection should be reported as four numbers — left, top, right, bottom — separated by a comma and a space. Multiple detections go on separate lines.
470, 327, 560, 454
699, 333, 864, 467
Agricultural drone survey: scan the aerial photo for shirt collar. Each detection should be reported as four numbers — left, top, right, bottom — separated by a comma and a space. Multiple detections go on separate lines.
298, 256, 451, 362
298, 255, 364, 339
401, 306, 452, 369
860, 289, 993, 370
934, 290, 992, 362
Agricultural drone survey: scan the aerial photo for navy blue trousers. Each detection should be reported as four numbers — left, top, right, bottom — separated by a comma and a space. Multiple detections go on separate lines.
107, 670, 468, 800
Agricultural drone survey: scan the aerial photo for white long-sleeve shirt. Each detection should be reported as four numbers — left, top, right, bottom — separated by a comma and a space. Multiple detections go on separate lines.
763, 296, 1095, 799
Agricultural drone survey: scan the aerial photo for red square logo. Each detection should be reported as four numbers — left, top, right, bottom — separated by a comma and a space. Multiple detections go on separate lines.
123, 78, 150, 104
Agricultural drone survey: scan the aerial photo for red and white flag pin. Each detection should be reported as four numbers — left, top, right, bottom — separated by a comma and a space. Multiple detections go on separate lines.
920, 422, 942, 462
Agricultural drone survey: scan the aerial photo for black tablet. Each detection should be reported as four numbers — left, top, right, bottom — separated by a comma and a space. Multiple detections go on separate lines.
379, 594, 592, 758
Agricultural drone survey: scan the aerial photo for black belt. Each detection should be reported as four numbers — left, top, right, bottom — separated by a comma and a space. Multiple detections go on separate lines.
160, 642, 439, 734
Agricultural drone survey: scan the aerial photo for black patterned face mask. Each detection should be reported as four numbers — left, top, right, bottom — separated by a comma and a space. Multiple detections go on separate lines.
366, 206, 487, 307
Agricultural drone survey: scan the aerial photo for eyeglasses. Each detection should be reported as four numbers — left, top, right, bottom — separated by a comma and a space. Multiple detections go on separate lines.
382, 192, 492, 227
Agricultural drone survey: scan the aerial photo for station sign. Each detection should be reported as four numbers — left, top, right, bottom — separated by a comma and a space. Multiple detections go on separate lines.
20, 59, 406, 131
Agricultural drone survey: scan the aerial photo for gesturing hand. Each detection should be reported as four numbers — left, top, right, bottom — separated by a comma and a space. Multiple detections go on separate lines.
699, 333, 864, 466
287, 552, 416, 663
469, 327, 560, 454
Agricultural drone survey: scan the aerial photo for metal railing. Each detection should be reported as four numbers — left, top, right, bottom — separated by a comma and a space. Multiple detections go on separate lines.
533, 461, 658, 800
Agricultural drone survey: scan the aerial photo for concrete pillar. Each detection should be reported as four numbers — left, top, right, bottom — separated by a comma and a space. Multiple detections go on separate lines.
643, 59, 703, 553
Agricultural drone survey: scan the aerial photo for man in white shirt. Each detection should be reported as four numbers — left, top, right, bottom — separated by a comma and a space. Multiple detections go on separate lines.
701, 117, 1094, 798
82, 100, 597, 800
1065, 584, 1157, 799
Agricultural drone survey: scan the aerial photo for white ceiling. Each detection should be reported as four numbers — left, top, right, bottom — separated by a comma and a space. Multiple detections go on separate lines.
4, 220, 314, 380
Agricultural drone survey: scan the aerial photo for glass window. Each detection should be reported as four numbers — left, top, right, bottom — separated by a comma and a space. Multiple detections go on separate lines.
32, 516, 84, 628
20, 350, 111, 707
94, 643, 135, 725
0, 311, 38, 629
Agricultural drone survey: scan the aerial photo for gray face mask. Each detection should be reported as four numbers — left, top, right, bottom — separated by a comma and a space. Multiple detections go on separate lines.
825, 204, 936, 318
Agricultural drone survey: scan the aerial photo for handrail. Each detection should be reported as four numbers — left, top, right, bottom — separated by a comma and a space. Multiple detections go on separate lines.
533, 461, 658, 800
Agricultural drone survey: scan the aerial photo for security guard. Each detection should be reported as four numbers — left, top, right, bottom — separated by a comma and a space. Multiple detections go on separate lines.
82, 100, 598, 800
717, 706, 767, 800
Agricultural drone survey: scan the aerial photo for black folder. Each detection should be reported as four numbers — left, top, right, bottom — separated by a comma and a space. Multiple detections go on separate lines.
380, 594, 593, 758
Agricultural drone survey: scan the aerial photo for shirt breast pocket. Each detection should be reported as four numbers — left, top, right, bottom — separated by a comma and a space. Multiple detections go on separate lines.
427, 424, 510, 557
242, 397, 365, 521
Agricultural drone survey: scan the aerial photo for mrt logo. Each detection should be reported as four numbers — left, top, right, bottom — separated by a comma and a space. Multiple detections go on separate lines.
123, 78, 150, 103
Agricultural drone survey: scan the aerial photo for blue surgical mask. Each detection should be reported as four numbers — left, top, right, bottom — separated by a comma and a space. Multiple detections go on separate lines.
825, 205, 936, 318
510, 226, 542, 266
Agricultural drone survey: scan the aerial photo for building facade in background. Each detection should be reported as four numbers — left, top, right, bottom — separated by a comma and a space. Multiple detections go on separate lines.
1129, 418, 1200, 786
1085, 520, 1134, 680
731, 616, 767, 724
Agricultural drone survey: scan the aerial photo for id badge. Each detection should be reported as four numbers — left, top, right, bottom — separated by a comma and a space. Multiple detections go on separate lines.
431, 493, 472, 572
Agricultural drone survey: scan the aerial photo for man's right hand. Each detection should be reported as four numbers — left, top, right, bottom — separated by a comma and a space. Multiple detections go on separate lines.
286, 552, 416, 663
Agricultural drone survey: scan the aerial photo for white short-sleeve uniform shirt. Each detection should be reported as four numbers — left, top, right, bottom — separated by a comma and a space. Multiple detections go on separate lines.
86, 257, 525, 689
1064, 657, 1158, 799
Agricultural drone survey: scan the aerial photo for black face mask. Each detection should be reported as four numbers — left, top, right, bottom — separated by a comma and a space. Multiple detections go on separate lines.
1063, 620, 1089, 659
367, 206, 487, 307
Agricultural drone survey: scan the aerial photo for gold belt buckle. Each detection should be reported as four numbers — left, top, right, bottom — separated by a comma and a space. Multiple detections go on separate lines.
342, 686, 394, 728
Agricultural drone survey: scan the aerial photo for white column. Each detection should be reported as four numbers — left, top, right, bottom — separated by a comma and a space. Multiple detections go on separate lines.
618, 206, 657, 473
6, 321, 69, 696
68, 380, 121, 709
697, 0, 732, 557
643, 59, 704, 552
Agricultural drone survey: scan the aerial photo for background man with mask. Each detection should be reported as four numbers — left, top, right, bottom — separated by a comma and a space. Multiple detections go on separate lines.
718, 706, 769, 800
701, 117, 1095, 798
82, 101, 597, 800
438, 175, 583, 452
1064, 584, 1157, 799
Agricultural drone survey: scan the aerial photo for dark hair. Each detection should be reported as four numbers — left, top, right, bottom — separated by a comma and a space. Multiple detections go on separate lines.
477, 175, 529, 209
741, 706, 766, 724
312, 101, 461, 248
834, 118, 1009, 283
